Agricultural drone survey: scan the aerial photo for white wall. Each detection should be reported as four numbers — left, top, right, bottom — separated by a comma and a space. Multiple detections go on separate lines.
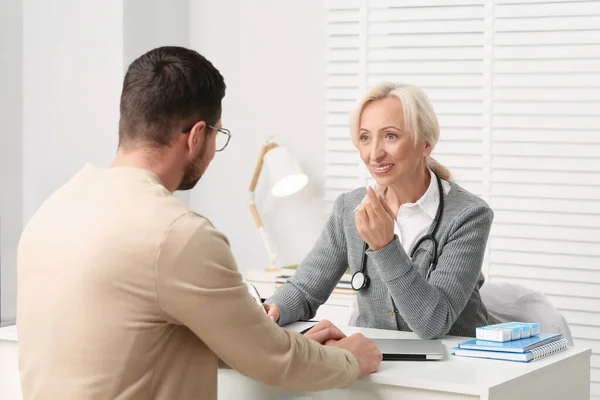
22, 0, 124, 224
123, 0, 190, 67
0, 0, 23, 323
22, 0, 194, 226
189, 0, 327, 272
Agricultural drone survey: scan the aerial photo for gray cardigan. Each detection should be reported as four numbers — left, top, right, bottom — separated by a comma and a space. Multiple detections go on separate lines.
266, 182, 494, 339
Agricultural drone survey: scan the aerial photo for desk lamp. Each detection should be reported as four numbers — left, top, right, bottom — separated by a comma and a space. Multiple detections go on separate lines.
248, 140, 308, 272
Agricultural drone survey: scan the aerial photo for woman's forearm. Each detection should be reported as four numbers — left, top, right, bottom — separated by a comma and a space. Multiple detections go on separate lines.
266, 194, 350, 326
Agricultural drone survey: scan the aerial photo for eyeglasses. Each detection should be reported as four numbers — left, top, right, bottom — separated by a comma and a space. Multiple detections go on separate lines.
210, 125, 232, 152
181, 123, 232, 152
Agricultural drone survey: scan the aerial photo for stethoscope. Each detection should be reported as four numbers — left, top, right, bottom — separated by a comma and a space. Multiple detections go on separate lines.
351, 172, 445, 291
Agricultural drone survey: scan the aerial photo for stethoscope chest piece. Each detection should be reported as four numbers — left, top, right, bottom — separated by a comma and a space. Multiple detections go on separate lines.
351, 270, 370, 291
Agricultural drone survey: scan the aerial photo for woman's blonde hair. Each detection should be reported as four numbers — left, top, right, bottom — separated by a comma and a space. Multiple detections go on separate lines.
349, 82, 451, 181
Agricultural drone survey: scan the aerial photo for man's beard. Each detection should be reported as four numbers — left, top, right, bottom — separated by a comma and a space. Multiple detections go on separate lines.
177, 144, 207, 191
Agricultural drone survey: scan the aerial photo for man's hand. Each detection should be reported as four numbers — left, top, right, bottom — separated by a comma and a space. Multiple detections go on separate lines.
355, 187, 397, 251
263, 303, 280, 322
303, 320, 346, 344
326, 333, 382, 377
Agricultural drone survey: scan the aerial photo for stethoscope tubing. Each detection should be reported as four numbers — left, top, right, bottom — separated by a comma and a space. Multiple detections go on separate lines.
351, 172, 444, 291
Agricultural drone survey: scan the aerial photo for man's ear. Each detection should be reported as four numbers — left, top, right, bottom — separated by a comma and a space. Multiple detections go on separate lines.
187, 121, 207, 155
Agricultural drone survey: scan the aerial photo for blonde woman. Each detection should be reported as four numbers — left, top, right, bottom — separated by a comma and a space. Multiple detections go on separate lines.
265, 82, 494, 339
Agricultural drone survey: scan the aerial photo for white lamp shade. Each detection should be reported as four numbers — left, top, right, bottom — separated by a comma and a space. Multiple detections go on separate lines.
263, 146, 308, 197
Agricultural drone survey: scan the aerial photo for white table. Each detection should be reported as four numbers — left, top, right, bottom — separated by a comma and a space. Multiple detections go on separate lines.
218, 326, 591, 400
1, 324, 591, 400
0, 325, 21, 400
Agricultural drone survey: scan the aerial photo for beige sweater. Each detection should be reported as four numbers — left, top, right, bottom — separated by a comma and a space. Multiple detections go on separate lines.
16, 164, 359, 400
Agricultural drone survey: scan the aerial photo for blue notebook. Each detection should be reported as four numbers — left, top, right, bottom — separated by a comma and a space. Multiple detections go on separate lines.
458, 333, 562, 353
453, 338, 569, 363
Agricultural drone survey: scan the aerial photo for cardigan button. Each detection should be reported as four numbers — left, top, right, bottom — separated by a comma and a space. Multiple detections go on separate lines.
389, 311, 394, 317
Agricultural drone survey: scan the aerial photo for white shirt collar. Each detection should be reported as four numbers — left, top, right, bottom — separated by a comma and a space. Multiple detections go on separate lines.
410, 168, 441, 220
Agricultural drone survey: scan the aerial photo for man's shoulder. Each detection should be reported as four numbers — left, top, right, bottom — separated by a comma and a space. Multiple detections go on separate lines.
166, 210, 230, 248
158, 210, 236, 277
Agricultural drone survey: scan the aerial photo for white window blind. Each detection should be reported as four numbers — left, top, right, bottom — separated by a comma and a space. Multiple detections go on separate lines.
325, 0, 488, 214
325, 0, 600, 396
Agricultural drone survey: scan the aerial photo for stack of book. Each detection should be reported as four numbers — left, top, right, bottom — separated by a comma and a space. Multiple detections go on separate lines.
275, 265, 354, 295
453, 322, 569, 363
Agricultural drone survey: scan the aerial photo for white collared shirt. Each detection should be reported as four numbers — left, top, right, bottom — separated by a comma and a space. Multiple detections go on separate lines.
356, 168, 451, 255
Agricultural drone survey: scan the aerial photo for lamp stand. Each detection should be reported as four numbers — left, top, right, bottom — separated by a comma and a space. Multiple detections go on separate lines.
249, 141, 280, 272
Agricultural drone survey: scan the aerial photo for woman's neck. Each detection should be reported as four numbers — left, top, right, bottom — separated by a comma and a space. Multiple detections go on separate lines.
384, 167, 431, 214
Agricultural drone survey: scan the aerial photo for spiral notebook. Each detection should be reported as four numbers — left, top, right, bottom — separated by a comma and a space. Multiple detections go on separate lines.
452, 338, 569, 363
458, 333, 562, 353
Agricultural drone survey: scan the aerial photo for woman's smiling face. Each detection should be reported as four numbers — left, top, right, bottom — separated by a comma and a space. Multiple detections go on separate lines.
357, 96, 431, 187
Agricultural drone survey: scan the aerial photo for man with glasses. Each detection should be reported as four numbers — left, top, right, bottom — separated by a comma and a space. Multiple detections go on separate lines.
16, 46, 381, 400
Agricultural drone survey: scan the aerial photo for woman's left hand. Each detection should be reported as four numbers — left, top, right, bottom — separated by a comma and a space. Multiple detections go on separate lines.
355, 187, 397, 251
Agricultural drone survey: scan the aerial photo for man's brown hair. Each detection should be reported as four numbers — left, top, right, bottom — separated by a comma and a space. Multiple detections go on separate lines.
118, 46, 226, 148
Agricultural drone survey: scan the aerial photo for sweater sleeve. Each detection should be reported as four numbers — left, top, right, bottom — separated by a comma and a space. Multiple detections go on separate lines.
368, 205, 493, 340
266, 194, 349, 327
155, 212, 359, 391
